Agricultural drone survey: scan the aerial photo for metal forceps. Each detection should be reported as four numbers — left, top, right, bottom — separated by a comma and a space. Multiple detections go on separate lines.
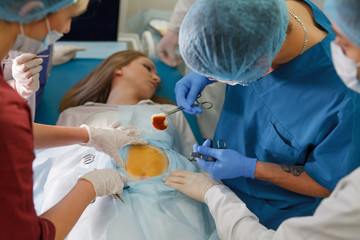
112, 185, 130, 203
165, 93, 213, 116
190, 140, 227, 162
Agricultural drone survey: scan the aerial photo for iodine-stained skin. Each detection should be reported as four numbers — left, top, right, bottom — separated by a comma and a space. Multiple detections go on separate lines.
126, 145, 169, 181
152, 113, 168, 130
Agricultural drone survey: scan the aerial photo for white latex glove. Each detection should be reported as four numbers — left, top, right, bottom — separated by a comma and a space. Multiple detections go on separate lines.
12, 53, 43, 99
163, 169, 222, 202
156, 30, 180, 67
53, 45, 86, 66
80, 169, 129, 197
80, 122, 148, 168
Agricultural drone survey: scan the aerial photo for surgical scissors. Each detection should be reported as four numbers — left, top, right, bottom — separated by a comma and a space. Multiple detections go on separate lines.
164, 93, 213, 116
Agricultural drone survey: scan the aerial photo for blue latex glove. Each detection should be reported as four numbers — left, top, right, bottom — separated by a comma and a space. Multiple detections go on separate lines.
175, 71, 212, 115
193, 139, 257, 180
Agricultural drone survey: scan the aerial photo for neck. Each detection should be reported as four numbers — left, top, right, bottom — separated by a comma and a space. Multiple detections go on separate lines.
273, 1, 327, 66
106, 84, 141, 105
0, 21, 19, 60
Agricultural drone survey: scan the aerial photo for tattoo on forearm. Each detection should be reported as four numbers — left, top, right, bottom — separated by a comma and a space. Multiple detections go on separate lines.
281, 165, 304, 177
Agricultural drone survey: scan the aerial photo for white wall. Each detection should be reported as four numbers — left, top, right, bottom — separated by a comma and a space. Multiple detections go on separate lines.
126, 0, 178, 18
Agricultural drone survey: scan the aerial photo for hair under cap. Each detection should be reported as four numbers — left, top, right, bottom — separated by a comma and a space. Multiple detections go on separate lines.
179, 0, 289, 85
325, 0, 360, 47
0, 0, 77, 23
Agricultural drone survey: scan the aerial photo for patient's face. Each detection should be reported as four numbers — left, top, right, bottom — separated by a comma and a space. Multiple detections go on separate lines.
121, 57, 161, 100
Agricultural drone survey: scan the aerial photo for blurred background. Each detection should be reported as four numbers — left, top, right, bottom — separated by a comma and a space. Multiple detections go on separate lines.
59, 0, 325, 59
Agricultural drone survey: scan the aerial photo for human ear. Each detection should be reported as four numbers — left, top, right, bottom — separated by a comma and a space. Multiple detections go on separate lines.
115, 69, 123, 76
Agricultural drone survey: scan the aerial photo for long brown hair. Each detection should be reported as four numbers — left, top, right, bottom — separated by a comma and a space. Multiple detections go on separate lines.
59, 50, 147, 112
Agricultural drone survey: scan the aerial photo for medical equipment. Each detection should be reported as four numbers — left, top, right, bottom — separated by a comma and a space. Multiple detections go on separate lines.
179, 0, 289, 85
152, 92, 213, 130
79, 168, 129, 197
151, 113, 168, 130
0, 0, 77, 23
325, 0, 360, 47
193, 139, 257, 180
175, 71, 215, 115
190, 152, 216, 161
166, 95, 213, 116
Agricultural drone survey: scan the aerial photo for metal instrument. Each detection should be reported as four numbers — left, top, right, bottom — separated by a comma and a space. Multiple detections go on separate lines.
164, 93, 213, 116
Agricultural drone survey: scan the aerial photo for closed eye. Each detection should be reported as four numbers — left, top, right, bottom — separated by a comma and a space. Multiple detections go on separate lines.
143, 64, 152, 72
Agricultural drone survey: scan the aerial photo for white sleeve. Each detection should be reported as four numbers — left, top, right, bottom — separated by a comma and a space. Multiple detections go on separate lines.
204, 185, 276, 240
168, 0, 196, 32
205, 168, 360, 240
274, 167, 360, 240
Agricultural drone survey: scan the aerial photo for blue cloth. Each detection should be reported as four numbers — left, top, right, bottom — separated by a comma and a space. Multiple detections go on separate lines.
179, 0, 289, 86
213, 0, 360, 230
0, 0, 77, 23
325, 0, 360, 47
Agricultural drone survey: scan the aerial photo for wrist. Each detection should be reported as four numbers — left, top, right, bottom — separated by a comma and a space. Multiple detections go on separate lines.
204, 184, 227, 204
79, 124, 90, 144
77, 179, 96, 200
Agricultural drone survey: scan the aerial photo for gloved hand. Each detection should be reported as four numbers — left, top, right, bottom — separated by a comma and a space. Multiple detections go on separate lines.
175, 71, 212, 115
194, 139, 257, 180
53, 45, 86, 66
80, 169, 129, 197
163, 169, 221, 202
12, 53, 43, 99
80, 122, 148, 168
156, 30, 180, 67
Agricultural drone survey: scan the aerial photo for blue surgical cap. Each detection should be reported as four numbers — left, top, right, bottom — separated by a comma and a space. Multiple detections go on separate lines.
179, 0, 289, 85
0, 0, 77, 23
325, 0, 360, 47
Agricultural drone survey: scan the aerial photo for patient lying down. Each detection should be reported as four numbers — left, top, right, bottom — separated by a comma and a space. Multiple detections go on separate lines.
33, 51, 218, 240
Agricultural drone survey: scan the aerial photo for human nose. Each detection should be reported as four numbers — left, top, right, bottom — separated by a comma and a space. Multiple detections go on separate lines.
153, 73, 161, 83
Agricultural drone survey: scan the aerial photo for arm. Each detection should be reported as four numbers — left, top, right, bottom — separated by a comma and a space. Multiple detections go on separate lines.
165, 168, 360, 240
156, 0, 196, 66
40, 179, 95, 240
195, 142, 331, 198
33, 123, 89, 149
207, 168, 360, 240
255, 162, 331, 198
168, 0, 196, 32
40, 168, 129, 240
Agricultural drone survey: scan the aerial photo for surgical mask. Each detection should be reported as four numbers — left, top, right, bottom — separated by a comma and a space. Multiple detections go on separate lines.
12, 17, 63, 54
331, 41, 360, 93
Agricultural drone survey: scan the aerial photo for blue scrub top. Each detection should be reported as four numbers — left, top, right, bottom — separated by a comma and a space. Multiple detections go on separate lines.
213, 0, 360, 230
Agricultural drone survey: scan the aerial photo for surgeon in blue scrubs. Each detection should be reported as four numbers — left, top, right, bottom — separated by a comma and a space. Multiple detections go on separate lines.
174, 0, 360, 229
